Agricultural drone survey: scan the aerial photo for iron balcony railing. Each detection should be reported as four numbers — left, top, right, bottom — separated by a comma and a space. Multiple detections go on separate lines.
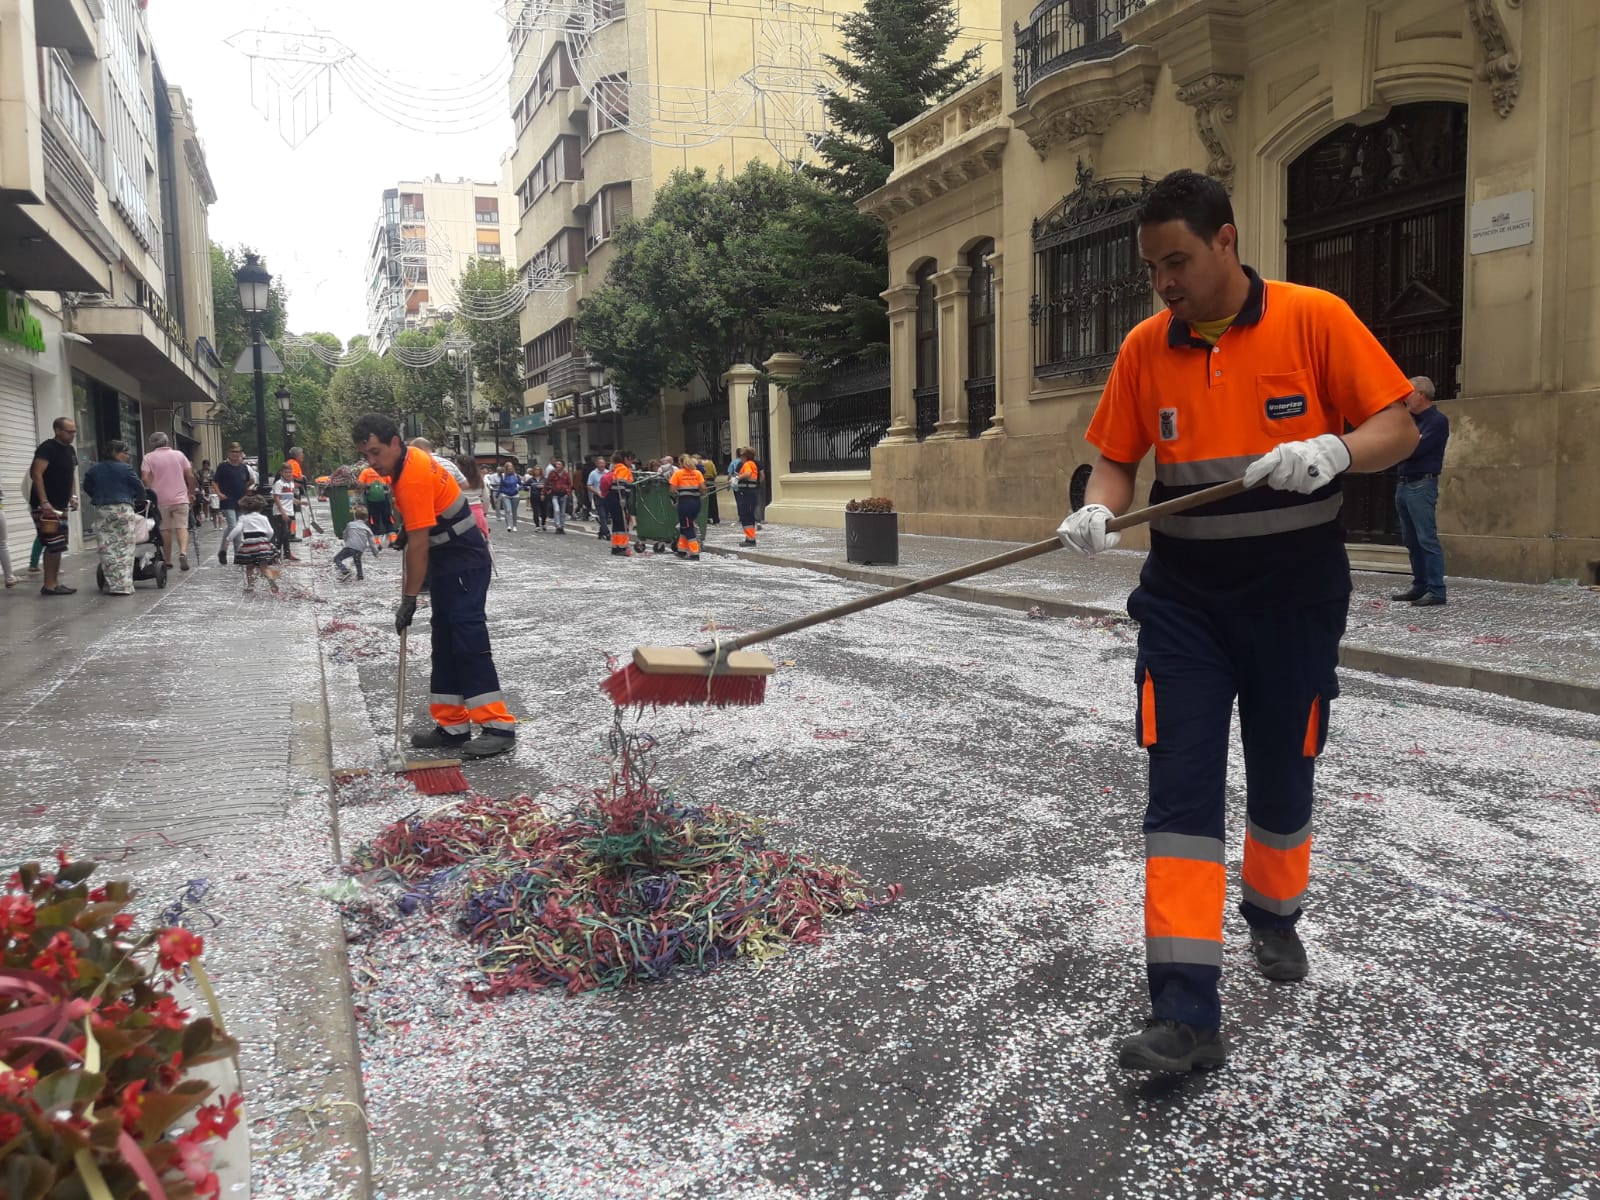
44, 51, 106, 183
965, 377, 996, 438
1013, 0, 1148, 99
789, 359, 891, 472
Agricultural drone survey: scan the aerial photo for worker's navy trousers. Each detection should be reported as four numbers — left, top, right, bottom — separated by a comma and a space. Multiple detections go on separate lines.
427, 564, 514, 737
1127, 586, 1347, 1030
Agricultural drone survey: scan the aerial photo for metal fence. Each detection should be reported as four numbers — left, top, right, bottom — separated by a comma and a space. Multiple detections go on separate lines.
913, 387, 939, 441
965, 377, 996, 438
788, 360, 892, 472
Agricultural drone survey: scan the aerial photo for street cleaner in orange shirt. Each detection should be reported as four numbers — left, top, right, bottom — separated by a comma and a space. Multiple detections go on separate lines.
606, 452, 635, 557
1058, 171, 1419, 1074
353, 412, 516, 758
668, 456, 706, 560
732, 447, 761, 546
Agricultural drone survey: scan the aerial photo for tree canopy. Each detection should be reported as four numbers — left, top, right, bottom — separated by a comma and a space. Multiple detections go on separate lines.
809, 0, 984, 201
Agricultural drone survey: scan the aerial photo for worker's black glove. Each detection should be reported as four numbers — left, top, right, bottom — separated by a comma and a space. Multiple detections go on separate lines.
395, 594, 417, 635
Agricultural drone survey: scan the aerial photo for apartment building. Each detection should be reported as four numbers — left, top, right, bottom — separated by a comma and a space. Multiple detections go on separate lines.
503, 0, 1000, 466
852, 0, 1598, 584
0, 0, 220, 562
365, 170, 518, 354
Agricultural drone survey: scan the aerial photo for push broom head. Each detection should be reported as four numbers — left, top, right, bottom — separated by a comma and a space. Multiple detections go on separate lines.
383, 748, 470, 795
601, 645, 775, 709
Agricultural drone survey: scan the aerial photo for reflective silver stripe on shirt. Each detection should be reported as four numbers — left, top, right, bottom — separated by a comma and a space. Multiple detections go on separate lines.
1146, 936, 1223, 967
429, 496, 479, 545
1247, 819, 1312, 852
1151, 493, 1343, 540
1154, 455, 1261, 487
1241, 880, 1305, 917
1145, 832, 1226, 863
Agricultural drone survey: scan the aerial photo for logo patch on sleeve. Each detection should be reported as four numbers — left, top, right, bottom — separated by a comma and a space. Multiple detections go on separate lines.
1158, 408, 1178, 440
1265, 394, 1308, 420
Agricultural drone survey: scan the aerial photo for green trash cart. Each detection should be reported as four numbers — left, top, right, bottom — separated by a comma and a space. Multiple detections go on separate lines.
327, 485, 353, 538
627, 474, 707, 554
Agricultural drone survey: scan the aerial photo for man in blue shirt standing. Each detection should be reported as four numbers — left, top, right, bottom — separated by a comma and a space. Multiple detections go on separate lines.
1391, 376, 1450, 607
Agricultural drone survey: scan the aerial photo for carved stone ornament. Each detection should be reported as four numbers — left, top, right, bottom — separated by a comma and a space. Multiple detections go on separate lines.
1022, 85, 1155, 158
1466, 0, 1523, 117
959, 85, 1003, 131
1175, 73, 1245, 192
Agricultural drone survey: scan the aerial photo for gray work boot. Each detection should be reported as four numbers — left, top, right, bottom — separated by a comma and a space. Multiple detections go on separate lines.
1117, 1020, 1228, 1073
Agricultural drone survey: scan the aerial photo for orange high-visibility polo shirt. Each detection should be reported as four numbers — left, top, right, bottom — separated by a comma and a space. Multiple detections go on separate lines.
1085, 267, 1412, 609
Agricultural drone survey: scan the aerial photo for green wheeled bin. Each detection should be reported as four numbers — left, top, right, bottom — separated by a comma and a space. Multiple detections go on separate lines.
627, 475, 708, 554
328, 485, 352, 538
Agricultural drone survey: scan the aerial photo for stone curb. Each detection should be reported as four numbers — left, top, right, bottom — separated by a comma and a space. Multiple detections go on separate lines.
701, 545, 1600, 717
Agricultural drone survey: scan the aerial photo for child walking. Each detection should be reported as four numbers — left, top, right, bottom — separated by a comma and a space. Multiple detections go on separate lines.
227, 495, 280, 592
334, 505, 380, 581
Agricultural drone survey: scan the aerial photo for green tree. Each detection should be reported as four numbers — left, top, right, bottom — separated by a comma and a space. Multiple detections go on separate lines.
579, 163, 881, 409
326, 351, 401, 440
809, 0, 983, 201
454, 259, 524, 417
393, 327, 464, 443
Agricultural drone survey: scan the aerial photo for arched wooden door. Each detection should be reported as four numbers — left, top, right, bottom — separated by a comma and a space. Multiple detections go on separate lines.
1285, 102, 1467, 544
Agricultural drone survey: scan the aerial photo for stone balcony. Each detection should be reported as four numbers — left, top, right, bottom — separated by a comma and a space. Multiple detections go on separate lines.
859, 72, 1009, 222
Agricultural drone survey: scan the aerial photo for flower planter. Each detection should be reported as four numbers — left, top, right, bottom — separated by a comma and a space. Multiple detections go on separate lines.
845, 510, 898, 566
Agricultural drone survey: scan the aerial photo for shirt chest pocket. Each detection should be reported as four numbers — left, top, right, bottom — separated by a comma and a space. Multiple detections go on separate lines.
1255, 370, 1325, 440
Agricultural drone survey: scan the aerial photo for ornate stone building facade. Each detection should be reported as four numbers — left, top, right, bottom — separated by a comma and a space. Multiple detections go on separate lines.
860, 0, 1598, 584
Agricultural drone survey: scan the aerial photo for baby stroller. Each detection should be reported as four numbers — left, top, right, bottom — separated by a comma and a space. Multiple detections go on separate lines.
96, 497, 169, 591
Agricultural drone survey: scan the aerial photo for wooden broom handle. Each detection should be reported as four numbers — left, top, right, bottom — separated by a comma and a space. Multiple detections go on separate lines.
722, 477, 1250, 653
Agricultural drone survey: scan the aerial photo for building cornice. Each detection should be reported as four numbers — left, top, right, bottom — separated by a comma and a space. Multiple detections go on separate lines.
1009, 44, 1161, 161
1465, 0, 1522, 117
861, 74, 1009, 223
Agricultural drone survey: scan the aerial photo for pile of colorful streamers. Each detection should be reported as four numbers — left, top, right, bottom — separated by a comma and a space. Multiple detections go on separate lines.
349, 728, 901, 997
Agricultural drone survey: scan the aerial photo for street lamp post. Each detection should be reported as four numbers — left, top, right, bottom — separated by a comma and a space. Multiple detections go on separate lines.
276, 384, 293, 463
234, 254, 273, 492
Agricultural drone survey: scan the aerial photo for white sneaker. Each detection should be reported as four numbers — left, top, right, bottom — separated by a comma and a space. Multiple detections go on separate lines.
3, 576, 16, 588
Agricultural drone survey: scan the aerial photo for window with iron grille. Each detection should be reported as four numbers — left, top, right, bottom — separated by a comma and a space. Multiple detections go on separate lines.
966, 240, 996, 437
1030, 166, 1152, 380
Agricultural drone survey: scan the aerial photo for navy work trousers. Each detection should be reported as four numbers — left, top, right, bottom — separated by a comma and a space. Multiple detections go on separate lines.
1128, 585, 1346, 1030
427, 564, 505, 735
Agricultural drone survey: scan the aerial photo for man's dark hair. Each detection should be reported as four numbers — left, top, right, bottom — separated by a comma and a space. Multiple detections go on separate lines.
1138, 169, 1236, 243
351, 413, 401, 446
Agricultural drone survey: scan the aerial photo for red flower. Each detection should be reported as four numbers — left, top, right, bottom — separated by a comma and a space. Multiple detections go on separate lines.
0, 895, 37, 937
117, 1080, 146, 1133
0, 1110, 23, 1142
110, 913, 135, 935
173, 1128, 220, 1195
157, 1051, 185, 1089
156, 927, 204, 972
0, 1070, 35, 1102
88, 887, 108, 902
193, 1093, 243, 1141
30, 930, 80, 981
148, 995, 189, 1030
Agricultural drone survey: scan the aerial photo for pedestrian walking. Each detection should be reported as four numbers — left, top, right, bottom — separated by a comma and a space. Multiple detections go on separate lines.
588, 456, 609, 540
546, 460, 572, 533
81, 440, 144, 596
333, 505, 380, 581
140, 432, 198, 572
29, 416, 80, 597
353, 413, 516, 757
212, 444, 254, 558
497, 461, 522, 531
195, 459, 214, 531
525, 460, 546, 529
732, 447, 761, 547
1391, 376, 1450, 607
226, 495, 279, 593
669, 454, 705, 560
1057, 169, 1419, 1075
484, 466, 502, 517
704, 455, 722, 525
455, 455, 492, 540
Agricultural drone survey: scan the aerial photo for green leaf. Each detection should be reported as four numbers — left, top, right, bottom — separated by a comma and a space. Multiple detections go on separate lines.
31, 1067, 104, 1112
56, 860, 97, 886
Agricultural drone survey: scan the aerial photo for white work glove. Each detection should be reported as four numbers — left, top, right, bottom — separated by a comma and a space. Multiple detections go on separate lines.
1057, 503, 1121, 556
1243, 434, 1352, 494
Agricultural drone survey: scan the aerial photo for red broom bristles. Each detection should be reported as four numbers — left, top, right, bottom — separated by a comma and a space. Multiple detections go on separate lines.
600, 663, 767, 709
405, 765, 471, 795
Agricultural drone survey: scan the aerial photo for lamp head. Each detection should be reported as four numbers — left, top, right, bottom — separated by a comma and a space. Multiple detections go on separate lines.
235, 253, 273, 314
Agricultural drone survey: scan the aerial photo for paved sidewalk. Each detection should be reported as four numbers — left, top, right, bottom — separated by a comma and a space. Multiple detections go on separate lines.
695, 523, 1600, 714
0, 518, 370, 1198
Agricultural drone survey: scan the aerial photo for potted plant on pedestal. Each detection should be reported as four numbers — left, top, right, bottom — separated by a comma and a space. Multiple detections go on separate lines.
844, 496, 898, 565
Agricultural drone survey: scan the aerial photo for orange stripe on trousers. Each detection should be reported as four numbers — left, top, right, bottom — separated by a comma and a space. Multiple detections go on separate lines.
1140, 669, 1157, 747
1144, 857, 1225, 942
1302, 695, 1322, 757
1242, 831, 1311, 903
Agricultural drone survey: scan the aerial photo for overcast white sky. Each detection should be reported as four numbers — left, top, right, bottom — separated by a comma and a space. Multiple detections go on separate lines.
148, 1, 518, 344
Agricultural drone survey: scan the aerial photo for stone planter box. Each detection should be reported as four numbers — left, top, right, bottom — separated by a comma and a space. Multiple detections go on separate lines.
845, 510, 898, 565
